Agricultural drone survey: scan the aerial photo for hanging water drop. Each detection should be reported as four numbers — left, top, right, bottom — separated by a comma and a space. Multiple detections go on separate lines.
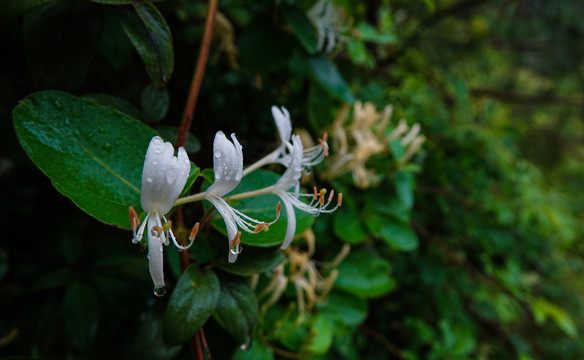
153, 285, 167, 297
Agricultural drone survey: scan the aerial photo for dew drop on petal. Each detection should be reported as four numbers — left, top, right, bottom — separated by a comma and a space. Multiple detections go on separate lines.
146, 177, 154, 183
166, 169, 178, 183
154, 147, 163, 154
184, 158, 190, 165
153, 160, 159, 165
226, 175, 231, 181
153, 285, 167, 297
214, 149, 222, 158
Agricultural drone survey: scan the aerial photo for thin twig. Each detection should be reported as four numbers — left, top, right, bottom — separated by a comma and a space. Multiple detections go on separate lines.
177, 0, 219, 148
174, 0, 219, 359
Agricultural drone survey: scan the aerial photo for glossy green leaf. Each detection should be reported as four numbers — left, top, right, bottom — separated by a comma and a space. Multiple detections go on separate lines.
141, 83, 169, 123
205, 170, 315, 247
334, 206, 367, 244
121, 2, 173, 87
231, 340, 274, 360
82, 93, 143, 120
163, 265, 220, 345
216, 245, 284, 276
13, 90, 158, 229
365, 214, 418, 251
131, 311, 182, 360
62, 282, 99, 350
334, 250, 395, 298
308, 57, 355, 103
214, 279, 259, 346
23, 0, 104, 91
282, 4, 317, 53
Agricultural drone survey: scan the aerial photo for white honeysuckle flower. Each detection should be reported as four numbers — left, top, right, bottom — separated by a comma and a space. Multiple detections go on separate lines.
131, 136, 192, 296
243, 106, 329, 176
272, 135, 341, 249
308, 0, 337, 53
205, 131, 279, 263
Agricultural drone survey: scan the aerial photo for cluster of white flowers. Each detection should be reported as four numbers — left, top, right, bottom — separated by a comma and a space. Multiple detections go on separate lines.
130, 107, 341, 295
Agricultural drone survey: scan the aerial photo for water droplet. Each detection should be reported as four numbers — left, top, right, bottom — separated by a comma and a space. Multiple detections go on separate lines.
64, 117, 70, 125
54, 100, 62, 109
103, 142, 112, 151
86, 132, 94, 140
152, 160, 159, 165
225, 175, 231, 181
153, 285, 166, 297
240, 337, 252, 351
98, 127, 105, 133
214, 150, 222, 158
184, 158, 190, 165
303, 168, 312, 175
166, 169, 178, 183
154, 146, 163, 154
146, 177, 153, 183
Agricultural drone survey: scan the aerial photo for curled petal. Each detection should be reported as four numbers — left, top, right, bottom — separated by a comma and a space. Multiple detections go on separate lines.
271, 106, 292, 145
206, 131, 243, 197
207, 196, 240, 263
141, 136, 191, 215
279, 197, 297, 249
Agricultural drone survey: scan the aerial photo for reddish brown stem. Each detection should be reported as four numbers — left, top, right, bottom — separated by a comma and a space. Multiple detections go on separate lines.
174, 1, 218, 359
177, 0, 219, 148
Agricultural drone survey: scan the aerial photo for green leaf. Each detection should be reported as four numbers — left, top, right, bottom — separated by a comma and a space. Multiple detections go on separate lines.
131, 311, 182, 360
91, 0, 164, 4
214, 279, 259, 347
334, 206, 367, 244
282, 4, 318, 53
334, 250, 395, 298
121, 2, 173, 87
317, 290, 368, 327
23, 0, 104, 91
205, 170, 315, 247
307, 81, 334, 132
163, 265, 220, 345
394, 171, 415, 209
231, 340, 274, 360
306, 315, 333, 354
365, 214, 418, 251
141, 83, 169, 123
62, 282, 99, 350
0, 0, 55, 28
308, 57, 355, 103
346, 38, 369, 65
82, 93, 143, 120
13, 90, 158, 229
532, 298, 578, 338
355, 22, 397, 45
216, 245, 284, 276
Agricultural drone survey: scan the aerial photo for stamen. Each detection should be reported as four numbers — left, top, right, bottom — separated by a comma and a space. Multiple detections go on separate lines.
276, 201, 282, 217
319, 192, 325, 206
189, 222, 200, 241
328, 190, 335, 203
129, 206, 140, 234
230, 231, 242, 249
313, 186, 318, 200
338, 193, 343, 206
318, 133, 329, 157
253, 223, 269, 233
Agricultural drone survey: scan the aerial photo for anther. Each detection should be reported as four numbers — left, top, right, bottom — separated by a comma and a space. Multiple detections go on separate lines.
328, 190, 335, 203
276, 201, 282, 217
253, 223, 269, 233
319, 192, 325, 206
318, 134, 329, 157
189, 222, 200, 241
129, 206, 140, 231
230, 231, 242, 249
313, 186, 318, 201
338, 193, 343, 206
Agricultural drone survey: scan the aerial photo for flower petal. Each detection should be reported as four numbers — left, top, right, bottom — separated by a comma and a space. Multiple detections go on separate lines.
279, 197, 297, 249
274, 135, 304, 192
206, 131, 243, 197
141, 136, 191, 214
147, 215, 165, 288
207, 195, 240, 262
271, 106, 292, 145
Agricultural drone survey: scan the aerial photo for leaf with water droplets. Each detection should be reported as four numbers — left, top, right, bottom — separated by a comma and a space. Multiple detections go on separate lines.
213, 278, 258, 347
163, 265, 220, 345
12, 90, 158, 229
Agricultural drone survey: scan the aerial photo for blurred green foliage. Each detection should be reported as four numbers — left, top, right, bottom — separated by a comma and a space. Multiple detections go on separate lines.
1, 0, 584, 359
